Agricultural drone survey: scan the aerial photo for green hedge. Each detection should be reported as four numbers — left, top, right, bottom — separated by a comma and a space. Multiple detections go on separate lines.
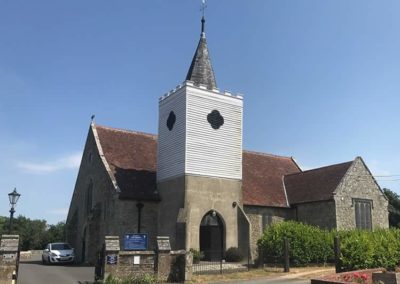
257, 221, 400, 270
338, 229, 400, 271
257, 221, 334, 266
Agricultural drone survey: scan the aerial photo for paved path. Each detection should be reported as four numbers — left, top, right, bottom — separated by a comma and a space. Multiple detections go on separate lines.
18, 255, 94, 284
205, 267, 335, 284
208, 278, 309, 284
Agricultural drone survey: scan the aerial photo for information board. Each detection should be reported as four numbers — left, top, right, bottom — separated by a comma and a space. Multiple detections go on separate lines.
124, 233, 148, 251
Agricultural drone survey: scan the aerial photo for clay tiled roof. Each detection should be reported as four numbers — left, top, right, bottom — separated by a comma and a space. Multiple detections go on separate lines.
284, 161, 353, 205
242, 151, 301, 207
94, 125, 353, 207
95, 125, 159, 201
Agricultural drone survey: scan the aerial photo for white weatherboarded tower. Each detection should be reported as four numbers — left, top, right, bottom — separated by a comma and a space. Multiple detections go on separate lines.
157, 16, 246, 258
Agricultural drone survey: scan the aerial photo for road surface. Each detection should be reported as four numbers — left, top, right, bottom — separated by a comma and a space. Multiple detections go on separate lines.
18, 254, 94, 284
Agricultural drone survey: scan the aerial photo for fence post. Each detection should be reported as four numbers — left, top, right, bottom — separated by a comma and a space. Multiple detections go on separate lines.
334, 235, 342, 273
283, 237, 290, 272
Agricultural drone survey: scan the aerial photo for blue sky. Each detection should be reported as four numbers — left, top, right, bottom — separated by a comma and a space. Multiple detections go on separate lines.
1, 0, 399, 224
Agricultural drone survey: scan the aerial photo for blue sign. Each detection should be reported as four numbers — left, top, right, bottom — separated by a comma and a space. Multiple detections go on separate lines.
106, 255, 118, 265
124, 233, 148, 251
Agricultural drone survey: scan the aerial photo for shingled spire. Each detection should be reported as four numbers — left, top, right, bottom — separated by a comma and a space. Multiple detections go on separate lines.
185, 16, 217, 90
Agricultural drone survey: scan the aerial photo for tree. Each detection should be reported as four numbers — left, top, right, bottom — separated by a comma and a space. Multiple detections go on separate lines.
383, 188, 400, 228
0, 216, 66, 250
46, 222, 66, 243
0, 216, 8, 235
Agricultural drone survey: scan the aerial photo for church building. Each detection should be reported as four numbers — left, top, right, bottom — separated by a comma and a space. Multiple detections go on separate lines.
66, 15, 389, 264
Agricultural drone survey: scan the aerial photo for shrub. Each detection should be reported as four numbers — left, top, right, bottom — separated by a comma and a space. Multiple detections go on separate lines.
189, 248, 204, 264
258, 221, 334, 266
257, 221, 400, 271
225, 247, 244, 262
103, 273, 157, 284
338, 229, 400, 271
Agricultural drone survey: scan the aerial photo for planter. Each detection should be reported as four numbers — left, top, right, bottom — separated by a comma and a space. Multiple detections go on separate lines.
372, 272, 400, 284
311, 269, 382, 284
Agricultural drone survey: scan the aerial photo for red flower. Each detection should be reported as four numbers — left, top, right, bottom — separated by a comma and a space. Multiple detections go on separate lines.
361, 274, 368, 280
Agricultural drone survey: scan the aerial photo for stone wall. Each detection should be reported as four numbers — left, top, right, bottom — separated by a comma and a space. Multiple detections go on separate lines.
157, 176, 186, 249
0, 235, 19, 284
244, 206, 294, 261
158, 175, 242, 252
66, 126, 116, 264
185, 175, 242, 251
295, 201, 336, 229
102, 236, 191, 283
117, 251, 155, 277
237, 206, 250, 261
66, 126, 159, 264
334, 157, 388, 230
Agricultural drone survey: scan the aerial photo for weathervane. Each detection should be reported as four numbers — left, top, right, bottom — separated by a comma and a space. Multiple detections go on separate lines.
200, 0, 207, 34
201, 0, 207, 18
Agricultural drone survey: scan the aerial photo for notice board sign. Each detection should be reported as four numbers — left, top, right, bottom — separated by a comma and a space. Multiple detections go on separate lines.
156, 236, 171, 251
124, 233, 148, 251
106, 254, 118, 265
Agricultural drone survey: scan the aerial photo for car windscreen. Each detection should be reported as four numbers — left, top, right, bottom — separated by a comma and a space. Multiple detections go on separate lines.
52, 244, 72, 250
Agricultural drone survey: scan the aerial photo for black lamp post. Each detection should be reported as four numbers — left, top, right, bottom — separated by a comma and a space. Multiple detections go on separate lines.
8, 188, 21, 234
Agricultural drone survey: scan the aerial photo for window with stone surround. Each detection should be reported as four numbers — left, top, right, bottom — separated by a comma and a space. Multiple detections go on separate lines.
262, 214, 273, 229
353, 198, 372, 230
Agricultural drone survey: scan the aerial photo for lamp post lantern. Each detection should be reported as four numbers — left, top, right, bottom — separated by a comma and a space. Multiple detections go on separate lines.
8, 188, 21, 234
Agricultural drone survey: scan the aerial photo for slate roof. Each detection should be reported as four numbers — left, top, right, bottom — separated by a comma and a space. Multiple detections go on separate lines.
284, 161, 353, 205
243, 151, 301, 207
95, 125, 159, 201
185, 17, 217, 90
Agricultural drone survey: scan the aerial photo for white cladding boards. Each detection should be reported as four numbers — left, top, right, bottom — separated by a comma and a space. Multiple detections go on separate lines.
157, 84, 243, 182
157, 89, 186, 182
185, 86, 243, 180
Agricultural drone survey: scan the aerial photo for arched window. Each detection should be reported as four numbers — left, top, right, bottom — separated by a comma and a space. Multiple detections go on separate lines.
86, 179, 93, 215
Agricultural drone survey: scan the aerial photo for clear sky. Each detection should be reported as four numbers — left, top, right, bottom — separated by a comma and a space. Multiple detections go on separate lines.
1, 0, 399, 225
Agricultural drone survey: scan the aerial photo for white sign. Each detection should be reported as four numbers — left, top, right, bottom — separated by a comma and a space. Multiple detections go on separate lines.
133, 255, 140, 265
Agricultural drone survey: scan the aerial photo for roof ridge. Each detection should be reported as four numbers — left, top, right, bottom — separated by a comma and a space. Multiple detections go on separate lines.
285, 160, 353, 177
243, 150, 293, 160
95, 124, 157, 140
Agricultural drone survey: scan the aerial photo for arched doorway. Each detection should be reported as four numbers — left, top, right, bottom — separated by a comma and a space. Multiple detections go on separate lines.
200, 210, 225, 261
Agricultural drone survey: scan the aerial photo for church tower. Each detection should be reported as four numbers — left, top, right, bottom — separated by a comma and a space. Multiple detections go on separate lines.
157, 15, 243, 257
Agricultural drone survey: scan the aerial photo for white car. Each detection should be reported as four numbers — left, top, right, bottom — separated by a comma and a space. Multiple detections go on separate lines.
42, 242, 75, 264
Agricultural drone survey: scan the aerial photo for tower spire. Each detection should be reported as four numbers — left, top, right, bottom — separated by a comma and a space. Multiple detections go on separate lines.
185, 0, 217, 90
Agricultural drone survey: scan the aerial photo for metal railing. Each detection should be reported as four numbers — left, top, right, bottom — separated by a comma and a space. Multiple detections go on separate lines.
192, 250, 250, 275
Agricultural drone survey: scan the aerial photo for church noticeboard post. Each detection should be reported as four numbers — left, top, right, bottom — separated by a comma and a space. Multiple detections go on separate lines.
124, 233, 148, 251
